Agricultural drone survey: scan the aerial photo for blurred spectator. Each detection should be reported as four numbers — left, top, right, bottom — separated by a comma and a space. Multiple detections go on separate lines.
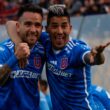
38, 79, 50, 110
39, 79, 52, 110
49, 0, 63, 6
0, 0, 5, 12
80, 0, 110, 16
0, 0, 19, 24
40, 91, 50, 110
97, 0, 110, 14
64, 0, 82, 16
0, 16, 8, 25
105, 4, 110, 13
18, 0, 32, 5
38, 0, 48, 9
0, 0, 110, 24
80, 0, 99, 16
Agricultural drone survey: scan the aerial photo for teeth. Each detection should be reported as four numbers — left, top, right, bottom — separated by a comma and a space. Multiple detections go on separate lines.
57, 36, 63, 39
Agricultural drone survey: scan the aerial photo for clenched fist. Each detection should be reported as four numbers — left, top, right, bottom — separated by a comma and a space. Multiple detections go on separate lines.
14, 43, 30, 60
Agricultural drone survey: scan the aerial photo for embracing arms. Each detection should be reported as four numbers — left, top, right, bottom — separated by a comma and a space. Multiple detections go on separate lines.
0, 43, 30, 86
6, 21, 110, 66
6, 21, 21, 44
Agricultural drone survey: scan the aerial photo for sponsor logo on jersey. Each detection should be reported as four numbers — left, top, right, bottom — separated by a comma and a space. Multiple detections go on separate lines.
47, 63, 72, 77
10, 70, 40, 79
60, 57, 68, 69
34, 57, 41, 69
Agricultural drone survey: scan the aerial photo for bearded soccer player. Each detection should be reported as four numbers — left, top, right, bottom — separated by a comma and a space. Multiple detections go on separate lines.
6, 4, 110, 110
0, 4, 45, 110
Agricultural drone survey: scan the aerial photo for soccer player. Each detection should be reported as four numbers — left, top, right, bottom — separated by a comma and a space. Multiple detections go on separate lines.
40, 5, 110, 110
0, 4, 45, 110
6, 4, 110, 110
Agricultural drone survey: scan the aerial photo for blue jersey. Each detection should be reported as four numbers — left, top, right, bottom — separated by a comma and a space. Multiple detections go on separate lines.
92, 85, 110, 110
40, 32, 97, 110
0, 39, 45, 110
93, 96, 105, 110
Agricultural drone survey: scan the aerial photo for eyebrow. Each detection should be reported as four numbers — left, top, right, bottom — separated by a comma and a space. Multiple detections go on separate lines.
51, 21, 68, 25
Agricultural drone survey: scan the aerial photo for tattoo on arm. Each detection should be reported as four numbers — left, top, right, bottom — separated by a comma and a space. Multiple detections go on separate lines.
0, 64, 11, 86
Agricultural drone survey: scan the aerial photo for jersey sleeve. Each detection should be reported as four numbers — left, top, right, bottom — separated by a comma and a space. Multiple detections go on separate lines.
0, 45, 18, 69
76, 40, 91, 65
0, 45, 8, 66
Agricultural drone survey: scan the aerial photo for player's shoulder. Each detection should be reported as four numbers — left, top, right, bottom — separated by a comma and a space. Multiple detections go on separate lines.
0, 39, 14, 58
69, 38, 90, 49
40, 32, 50, 41
0, 39, 14, 48
71, 38, 88, 46
39, 32, 50, 47
41, 31, 48, 37
0, 39, 14, 51
32, 41, 45, 55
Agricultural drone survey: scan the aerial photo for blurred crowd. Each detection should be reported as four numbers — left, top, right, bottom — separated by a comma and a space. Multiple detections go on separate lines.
0, 0, 110, 24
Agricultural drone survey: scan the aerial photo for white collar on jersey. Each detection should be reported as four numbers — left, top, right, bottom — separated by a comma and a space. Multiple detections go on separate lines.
52, 48, 61, 54
69, 35, 73, 41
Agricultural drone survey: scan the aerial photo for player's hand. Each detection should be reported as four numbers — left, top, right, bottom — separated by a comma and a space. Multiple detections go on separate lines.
18, 58, 28, 68
91, 41, 110, 56
89, 41, 110, 64
14, 43, 30, 59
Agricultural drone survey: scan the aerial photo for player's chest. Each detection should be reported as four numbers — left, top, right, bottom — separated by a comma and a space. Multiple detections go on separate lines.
47, 52, 72, 70
27, 53, 45, 70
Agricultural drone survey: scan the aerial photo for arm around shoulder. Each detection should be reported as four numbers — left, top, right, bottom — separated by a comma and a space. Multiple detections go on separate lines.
6, 21, 22, 45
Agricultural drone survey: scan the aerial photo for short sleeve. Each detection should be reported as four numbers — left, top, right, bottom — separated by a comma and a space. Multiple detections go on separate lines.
75, 40, 91, 65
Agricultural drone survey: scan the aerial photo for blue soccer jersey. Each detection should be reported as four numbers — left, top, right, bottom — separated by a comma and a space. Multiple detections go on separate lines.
40, 32, 98, 110
92, 85, 110, 110
0, 39, 45, 110
93, 96, 105, 110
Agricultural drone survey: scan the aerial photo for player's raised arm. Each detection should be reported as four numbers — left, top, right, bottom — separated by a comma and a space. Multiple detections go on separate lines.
6, 21, 22, 45
0, 43, 30, 86
84, 42, 110, 65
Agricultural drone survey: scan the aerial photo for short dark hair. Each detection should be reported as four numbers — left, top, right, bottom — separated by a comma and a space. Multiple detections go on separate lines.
17, 4, 43, 19
47, 4, 70, 26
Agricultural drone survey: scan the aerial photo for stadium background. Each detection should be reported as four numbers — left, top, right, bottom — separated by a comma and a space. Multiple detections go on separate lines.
0, 0, 110, 92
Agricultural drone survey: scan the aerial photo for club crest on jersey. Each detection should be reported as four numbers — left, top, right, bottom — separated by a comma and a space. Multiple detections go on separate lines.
60, 57, 68, 69
34, 57, 41, 69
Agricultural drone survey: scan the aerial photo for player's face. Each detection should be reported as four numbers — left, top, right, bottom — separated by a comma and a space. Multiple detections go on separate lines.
17, 12, 43, 48
47, 16, 72, 50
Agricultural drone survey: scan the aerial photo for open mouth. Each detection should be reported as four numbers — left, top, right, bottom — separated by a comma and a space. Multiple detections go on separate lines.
55, 35, 64, 42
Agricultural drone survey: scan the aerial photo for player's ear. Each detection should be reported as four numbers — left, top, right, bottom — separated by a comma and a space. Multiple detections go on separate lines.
16, 22, 20, 32
70, 25, 72, 33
